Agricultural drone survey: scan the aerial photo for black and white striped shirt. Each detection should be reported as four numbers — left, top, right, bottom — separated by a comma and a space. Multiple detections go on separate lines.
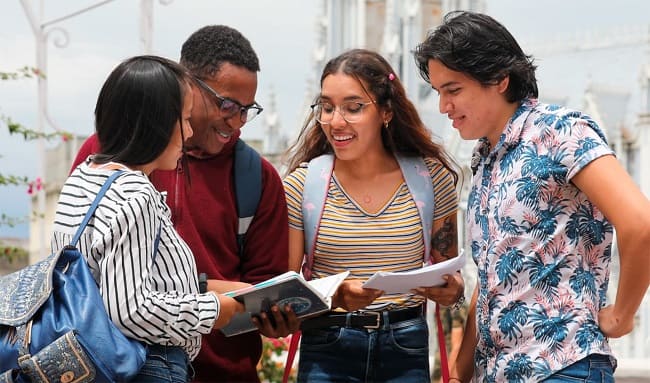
51, 164, 219, 360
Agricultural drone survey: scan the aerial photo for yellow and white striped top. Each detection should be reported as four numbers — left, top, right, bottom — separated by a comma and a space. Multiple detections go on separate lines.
283, 156, 458, 310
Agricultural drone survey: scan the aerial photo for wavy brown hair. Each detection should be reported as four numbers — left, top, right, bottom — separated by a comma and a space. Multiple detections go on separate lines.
284, 48, 457, 184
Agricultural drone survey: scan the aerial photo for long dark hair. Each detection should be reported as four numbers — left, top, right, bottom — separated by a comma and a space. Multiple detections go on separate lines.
284, 48, 458, 184
93, 55, 191, 166
414, 11, 537, 103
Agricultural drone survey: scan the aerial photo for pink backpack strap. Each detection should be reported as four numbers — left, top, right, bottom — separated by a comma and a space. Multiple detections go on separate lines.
283, 154, 333, 383
300, 154, 334, 280
394, 155, 434, 265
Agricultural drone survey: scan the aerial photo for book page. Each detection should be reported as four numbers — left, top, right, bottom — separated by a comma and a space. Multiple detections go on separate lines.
307, 271, 350, 300
223, 271, 300, 298
362, 250, 466, 294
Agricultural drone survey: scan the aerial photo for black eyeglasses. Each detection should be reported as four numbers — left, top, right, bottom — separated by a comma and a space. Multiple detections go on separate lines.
194, 77, 263, 123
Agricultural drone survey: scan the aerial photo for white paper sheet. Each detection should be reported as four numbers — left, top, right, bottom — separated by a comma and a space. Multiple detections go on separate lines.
362, 250, 466, 294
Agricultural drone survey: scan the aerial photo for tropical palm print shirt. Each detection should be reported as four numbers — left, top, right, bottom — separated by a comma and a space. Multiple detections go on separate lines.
467, 98, 616, 382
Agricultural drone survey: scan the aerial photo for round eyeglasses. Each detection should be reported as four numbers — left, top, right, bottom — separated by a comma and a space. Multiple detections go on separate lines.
310, 101, 375, 124
194, 77, 263, 123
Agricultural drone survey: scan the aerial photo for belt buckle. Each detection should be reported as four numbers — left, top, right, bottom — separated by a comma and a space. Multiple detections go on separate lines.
363, 311, 381, 329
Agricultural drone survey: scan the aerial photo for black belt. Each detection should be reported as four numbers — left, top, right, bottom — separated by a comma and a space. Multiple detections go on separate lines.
301, 305, 423, 331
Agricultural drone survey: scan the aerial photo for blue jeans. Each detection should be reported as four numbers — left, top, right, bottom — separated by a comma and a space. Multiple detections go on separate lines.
298, 315, 429, 383
131, 344, 190, 383
542, 354, 614, 383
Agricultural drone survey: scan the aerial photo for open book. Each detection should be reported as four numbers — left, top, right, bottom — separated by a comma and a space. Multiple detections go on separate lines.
219, 270, 349, 337
362, 250, 466, 294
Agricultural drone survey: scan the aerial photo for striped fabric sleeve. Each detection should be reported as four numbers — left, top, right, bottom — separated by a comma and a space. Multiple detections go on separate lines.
283, 165, 308, 231
97, 188, 218, 344
425, 157, 458, 220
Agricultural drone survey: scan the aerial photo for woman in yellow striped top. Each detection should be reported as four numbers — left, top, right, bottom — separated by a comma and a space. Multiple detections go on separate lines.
283, 49, 465, 383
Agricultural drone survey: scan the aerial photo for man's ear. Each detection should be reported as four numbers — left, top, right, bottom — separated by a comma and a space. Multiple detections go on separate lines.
497, 75, 510, 94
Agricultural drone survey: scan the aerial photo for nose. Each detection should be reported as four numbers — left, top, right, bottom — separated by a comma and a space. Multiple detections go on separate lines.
438, 95, 451, 114
185, 121, 194, 139
330, 108, 347, 126
225, 113, 246, 130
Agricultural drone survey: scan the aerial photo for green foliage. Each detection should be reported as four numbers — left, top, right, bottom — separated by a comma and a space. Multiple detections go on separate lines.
0, 66, 60, 260
1, 213, 30, 228
1, 114, 72, 141
0, 245, 28, 263
0, 212, 31, 261
0, 173, 30, 187
0, 66, 43, 80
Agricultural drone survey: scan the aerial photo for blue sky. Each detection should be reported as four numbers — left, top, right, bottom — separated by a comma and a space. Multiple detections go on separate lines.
1, 0, 649, 239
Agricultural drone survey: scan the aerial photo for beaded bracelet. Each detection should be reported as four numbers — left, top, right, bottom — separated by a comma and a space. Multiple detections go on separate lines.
450, 294, 466, 311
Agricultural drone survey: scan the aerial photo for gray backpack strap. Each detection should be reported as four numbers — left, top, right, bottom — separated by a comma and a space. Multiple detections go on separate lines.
395, 155, 435, 265
301, 154, 334, 280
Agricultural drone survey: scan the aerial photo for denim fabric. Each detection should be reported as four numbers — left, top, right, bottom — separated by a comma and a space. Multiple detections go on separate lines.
132, 344, 189, 383
542, 354, 614, 383
297, 315, 429, 383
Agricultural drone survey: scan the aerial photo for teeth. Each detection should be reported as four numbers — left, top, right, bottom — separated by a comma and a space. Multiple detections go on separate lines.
333, 134, 353, 141
218, 131, 231, 138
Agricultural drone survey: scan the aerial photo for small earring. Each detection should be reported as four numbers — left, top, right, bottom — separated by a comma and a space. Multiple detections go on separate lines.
384, 121, 389, 129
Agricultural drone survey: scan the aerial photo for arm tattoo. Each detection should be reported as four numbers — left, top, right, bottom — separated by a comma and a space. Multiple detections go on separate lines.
432, 218, 455, 260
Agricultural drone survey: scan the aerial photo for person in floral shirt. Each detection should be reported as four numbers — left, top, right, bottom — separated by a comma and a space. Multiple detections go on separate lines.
414, 10, 650, 383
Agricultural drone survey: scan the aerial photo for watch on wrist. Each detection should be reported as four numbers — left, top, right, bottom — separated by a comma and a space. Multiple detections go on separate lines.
199, 272, 208, 294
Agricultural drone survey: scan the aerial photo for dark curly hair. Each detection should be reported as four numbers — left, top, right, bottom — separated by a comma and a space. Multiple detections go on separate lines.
180, 25, 260, 78
414, 11, 538, 103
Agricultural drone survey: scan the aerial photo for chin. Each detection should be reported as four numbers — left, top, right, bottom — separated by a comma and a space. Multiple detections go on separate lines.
459, 130, 478, 141
332, 149, 360, 162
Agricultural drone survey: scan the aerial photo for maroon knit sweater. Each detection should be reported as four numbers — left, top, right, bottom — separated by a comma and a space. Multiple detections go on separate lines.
71, 134, 289, 383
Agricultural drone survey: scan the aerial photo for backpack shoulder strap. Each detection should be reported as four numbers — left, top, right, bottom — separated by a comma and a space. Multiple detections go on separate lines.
395, 155, 449, 381
395, 155, 435, 265
233, 139, 262, 256
71, 170, 124, 246
301, 154, 334, 280
284, 155, 333, 383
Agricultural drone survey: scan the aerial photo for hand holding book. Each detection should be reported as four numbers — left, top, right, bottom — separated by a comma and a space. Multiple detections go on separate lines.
220, 270, 350, 337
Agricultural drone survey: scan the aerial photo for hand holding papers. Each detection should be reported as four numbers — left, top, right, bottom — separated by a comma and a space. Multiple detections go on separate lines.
362, 250, 466, 294
220, 270, 349, 336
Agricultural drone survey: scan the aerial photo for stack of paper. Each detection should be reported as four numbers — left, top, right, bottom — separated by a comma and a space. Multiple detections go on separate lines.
362, 250, 466, 294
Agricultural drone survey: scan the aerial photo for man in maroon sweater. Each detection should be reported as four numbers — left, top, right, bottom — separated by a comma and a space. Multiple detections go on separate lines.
71, 26, 290, 383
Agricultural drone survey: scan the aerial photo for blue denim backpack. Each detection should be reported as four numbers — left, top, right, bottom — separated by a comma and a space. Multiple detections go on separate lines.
0, 171, 148, 383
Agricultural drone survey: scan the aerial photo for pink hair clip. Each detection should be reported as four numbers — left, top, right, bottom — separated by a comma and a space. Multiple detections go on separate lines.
388, 73, 395, 81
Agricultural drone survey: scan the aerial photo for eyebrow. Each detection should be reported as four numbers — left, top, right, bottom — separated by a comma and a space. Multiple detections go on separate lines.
195, 78, 256, 108
432, 81, 461, 92
318, 95, 365, 102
